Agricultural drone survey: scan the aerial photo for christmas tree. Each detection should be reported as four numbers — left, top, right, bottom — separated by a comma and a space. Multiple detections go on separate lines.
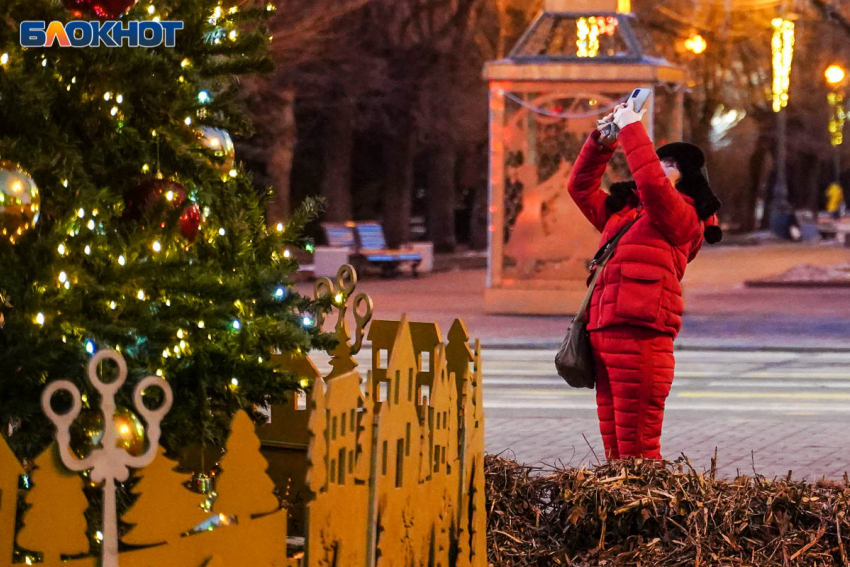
213, 410, 280, 520
16, 444, 90, 562
0, 0, 335, 460
122, 446, 211, 546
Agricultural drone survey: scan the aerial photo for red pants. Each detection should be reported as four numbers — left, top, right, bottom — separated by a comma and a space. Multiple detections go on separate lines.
590, 326, 674, 460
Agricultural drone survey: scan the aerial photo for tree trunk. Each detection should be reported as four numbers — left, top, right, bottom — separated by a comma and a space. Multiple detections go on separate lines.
742, 142, 767, 232
426, 143, 458, 252
320, 102, 355, 222
382, 116, 415, 247
266, 88, 296, 224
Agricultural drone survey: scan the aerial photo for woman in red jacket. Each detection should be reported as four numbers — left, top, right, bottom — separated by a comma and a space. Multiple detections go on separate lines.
567, 100, 722, 460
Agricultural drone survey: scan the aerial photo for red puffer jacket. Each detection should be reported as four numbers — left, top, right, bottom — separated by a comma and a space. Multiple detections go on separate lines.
567, 122, 705, 338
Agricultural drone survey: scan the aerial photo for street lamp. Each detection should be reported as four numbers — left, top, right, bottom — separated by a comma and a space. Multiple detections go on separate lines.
825, 64, 846, 203
826, 64, 845, 86
685, 33, 707, 55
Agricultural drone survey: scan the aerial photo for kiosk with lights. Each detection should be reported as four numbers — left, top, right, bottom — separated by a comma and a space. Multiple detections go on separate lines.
484, 0, 687, 315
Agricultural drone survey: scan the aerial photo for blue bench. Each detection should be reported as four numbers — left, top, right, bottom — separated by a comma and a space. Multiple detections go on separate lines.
321, 222, 422, 277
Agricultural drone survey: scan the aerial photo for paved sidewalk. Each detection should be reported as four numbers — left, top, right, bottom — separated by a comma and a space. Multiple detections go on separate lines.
486, 415, 850, 480
299, 242, 850, 350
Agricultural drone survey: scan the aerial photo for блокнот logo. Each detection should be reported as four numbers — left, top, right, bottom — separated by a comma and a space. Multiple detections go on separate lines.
21, 21, 183, 48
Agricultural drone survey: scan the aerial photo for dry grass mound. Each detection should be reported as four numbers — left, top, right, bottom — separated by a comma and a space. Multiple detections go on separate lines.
486, 455, 850, 566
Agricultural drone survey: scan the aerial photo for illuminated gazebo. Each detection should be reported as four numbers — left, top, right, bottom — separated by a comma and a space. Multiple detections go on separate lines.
484, 0, 687, 315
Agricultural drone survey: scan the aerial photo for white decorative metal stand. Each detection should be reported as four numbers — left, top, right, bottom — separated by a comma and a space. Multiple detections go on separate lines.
42, 349, 173, 567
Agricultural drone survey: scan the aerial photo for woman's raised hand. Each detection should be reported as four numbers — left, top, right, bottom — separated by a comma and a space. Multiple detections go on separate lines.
613, 99, 647, 129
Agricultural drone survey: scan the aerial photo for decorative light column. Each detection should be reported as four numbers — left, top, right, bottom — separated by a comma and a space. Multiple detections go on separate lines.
769, 16, 795, 237
826, 64, 846, 184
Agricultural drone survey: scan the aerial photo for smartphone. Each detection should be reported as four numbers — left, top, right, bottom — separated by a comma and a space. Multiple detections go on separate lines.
629, 88, 652, 113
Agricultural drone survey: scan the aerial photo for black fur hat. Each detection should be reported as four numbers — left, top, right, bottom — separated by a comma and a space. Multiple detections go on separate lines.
656, 142, 722, 221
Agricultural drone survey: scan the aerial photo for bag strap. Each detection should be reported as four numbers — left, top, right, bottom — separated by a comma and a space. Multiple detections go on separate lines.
574, 216, 639, 322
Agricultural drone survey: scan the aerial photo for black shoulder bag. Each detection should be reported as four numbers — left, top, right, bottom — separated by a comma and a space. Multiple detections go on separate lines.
555, 218, 638, 388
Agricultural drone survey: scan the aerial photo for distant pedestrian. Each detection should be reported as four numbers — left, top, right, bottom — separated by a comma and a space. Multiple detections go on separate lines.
826, 182, 845, 220
566, 100, 722, 460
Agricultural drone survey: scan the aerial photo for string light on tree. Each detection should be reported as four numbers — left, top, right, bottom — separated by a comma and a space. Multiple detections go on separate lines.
771, 17, 795, 113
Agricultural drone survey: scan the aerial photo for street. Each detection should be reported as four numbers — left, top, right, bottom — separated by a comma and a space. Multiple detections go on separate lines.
313, 344, 850, 480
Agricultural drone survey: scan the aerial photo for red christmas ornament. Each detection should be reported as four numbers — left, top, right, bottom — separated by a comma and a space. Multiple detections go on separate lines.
62, 0, 139, 19
179, 203, 202, 243
123, 178, 202, 243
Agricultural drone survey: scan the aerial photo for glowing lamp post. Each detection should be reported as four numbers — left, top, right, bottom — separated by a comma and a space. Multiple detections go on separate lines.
769, 16, 796, 238
826, 64, 846, 184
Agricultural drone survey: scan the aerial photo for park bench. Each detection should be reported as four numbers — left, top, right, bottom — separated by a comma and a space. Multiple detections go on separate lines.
319, 221, 422, 277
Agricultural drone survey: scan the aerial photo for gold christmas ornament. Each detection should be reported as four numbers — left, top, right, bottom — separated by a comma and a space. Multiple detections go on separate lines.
196, 127, 235, 172
0, 160, 40, 243
70, 405, 147, 459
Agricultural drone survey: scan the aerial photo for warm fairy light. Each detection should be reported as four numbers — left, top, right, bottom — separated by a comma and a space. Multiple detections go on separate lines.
42, 59, 47, 67
576, 17, 600, 58
198, 320, 205, 328
229, 6, 238, 13
231, 378, 239, 386
147, 4, 155, 14
35, 313, 45, 326
771, 18, 795, 113
266, 2, 276, 11
229, 169, 238, 178
198, 91, 211, 104
275, 287, 285, 298
219, 228, 226, 236
334, 292, 344, 304
163, 349, 170, 358
0, 53, 8, 66
302, 315, 313, 327
181, 58, 191, 68
142, 164, 150, 173
77, 208, 85, 218
232, 319, 241, 330
87, 219, 95, 230
177, 329, 184, 339
826, 64, 845, 85
299, 378, 310, 388
104, 92, 112, 101
137, 290, 146, 300
58, 243, 66, 255
59, 271, 67, 283
85, 245, 91, 255
110, 106, 118, 116
110, 301, 117, 310
685, 34, 707, 54
118, 255, 126, 266
283, 249, 291, 258
116, 94, 124, 104
64, 281, 70, 289
229, 30, 238, 41
92, 209, 98, 216
184, 117, 193, 126
179, 340, 187, 349
156, 369, 163, 377
86, 341, 95, 354
95, 531, 103, 542
276, 222, 284, 232
153, 240, 162, 252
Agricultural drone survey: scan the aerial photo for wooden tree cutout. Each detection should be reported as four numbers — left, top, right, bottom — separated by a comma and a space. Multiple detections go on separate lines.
0, 435, 24, 565
16, 444, 89, 563
214, 411, 280, 521
122, 446, 211, 546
